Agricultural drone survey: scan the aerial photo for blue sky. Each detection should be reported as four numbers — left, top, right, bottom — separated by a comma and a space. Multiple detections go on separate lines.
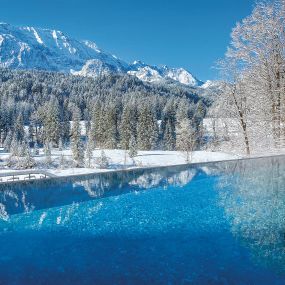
0, 0, 254, 81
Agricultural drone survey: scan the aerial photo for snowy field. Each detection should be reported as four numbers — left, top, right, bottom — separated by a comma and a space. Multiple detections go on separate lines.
0, 148, 240, 181
49, 149, 240, 177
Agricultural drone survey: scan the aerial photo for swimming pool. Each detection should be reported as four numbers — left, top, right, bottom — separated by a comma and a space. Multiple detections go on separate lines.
1, 156, 285, 284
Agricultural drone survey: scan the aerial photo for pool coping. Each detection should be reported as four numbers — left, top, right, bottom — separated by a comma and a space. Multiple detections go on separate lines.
0, 153, 284, 187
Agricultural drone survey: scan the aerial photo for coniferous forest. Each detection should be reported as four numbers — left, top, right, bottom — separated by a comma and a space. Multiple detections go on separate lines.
0, 68, 207, 167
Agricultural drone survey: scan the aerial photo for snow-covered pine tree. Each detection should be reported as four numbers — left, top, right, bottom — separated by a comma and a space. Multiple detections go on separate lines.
128, 135, 138, 158
83, 107, 91, 135
90, 101, 104, 148
28, 124, 34, 144
3, 131, 13, 152
89, 109, 97, 149
85, 135, 93, 168
137, 103, 158, 150
119, 103, 137, 150
120, 103, 137, 167
104, 101, 119, 149
161, 98, 176, 150
10, 135, 20, 157
44, 141, 52, 166
61, 99, 71, 144
6, 150, 19, 168
95, 150, 109, 169
14, 115, 25, 143
120, 104, 132, 150
70, 106, 84, 167
176, 97, 190, 123
30, 112, 41, 146
41, 97, 61, 147
176, 118, 196, 162
163, 120, 176, 150
20, 143, 35, 169
194, 101, 207, 122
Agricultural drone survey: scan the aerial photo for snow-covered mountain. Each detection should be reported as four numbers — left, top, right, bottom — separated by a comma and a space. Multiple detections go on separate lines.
0, 22, 203, 87
199, 80, 225, 102
201, 80, 223, 89
0, 22, 127, 73
127, 61, 203, 86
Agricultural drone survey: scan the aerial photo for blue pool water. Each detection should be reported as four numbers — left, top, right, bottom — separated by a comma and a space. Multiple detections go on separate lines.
1, 157, 285, 284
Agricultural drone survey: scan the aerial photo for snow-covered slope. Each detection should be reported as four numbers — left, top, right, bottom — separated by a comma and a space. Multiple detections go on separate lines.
0, 22, 203, 87
127, 61, 203, 87
200, 80, 225, 101
201, 80, 223, 89
71, 59, 121, 77
0, 22, 127, 73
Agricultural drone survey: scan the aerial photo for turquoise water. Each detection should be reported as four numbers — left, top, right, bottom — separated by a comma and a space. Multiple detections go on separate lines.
1, 157, 285, 284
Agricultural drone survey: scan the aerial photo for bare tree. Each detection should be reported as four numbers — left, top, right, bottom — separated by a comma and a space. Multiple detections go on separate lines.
215, 0, 285, 154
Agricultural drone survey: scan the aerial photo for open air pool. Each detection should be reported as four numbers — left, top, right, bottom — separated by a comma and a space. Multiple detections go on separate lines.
1, 156, 285, 284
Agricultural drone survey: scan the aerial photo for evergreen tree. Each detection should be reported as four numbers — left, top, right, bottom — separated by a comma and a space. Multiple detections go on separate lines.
161, 99, 177, 150
90, 101, 104, 148
137, 103, 158, 150
176, 97, 190, 123
10, 135, 19, 157
28, 124, 34, 144
85, 137, 93, 168
21, 144, 35, 169
61, 99, 71, 144
104, 102, 119, 149
44, 142, 52, 165
17, 142, 26, 157
41, 97, 61, 146
119, 103, 136, 149
70, 107, 84, 167
95, 150, 109, 169
3, 131, 13, 152
163, 120, 176, 150
128, 135, 138, 158
176, 118, 196, 162
14, 115, 25, 143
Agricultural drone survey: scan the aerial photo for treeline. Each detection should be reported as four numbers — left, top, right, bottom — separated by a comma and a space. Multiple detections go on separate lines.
0, 68, 207, 159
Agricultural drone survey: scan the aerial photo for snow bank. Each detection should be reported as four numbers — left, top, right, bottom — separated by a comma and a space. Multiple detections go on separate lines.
47, 150, 239, 177
0, 149, 239, 180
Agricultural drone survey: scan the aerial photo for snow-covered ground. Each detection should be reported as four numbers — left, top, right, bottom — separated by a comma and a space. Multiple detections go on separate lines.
0, 148, 240, 181
49, 149, 240, 177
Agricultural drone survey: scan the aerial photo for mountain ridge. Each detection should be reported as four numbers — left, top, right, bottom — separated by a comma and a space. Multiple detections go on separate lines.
0, 22, 203, 87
